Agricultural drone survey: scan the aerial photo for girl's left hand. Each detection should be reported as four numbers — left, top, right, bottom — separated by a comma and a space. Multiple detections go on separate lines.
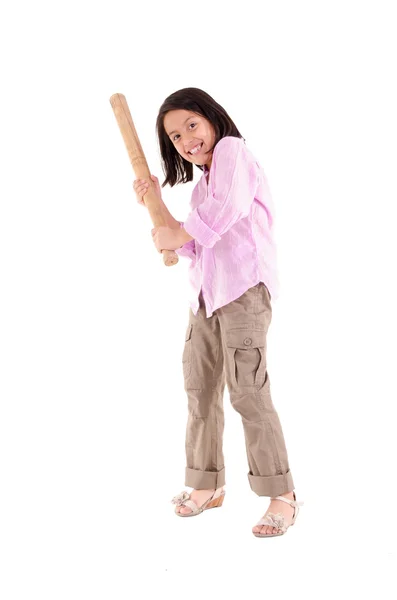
151, 226, 183, 252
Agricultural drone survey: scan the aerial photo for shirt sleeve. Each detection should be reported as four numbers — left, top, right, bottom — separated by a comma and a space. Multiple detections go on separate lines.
183, 137, 259, 248
175, 221, 196, 261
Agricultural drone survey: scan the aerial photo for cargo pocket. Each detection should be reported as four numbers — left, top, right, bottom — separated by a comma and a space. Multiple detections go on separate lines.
182, 323, 193, 379
226, 328, 267, 388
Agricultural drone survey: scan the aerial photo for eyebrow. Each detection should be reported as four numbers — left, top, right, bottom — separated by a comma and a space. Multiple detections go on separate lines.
168, 116, 196, 137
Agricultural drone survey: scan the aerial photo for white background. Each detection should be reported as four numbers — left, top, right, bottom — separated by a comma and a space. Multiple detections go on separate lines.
1, 0, 396, 598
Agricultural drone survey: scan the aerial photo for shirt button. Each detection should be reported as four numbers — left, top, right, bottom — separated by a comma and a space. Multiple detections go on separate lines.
243, 338, 252, 346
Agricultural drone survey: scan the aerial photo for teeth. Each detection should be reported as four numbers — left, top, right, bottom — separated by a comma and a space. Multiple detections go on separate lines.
189, 144, 202, 155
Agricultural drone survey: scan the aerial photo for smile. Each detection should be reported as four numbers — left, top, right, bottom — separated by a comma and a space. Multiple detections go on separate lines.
188, 143, 203, 155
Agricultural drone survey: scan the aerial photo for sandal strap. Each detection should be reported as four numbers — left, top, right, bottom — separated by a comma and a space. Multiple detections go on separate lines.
272, 495, 304, 508
213, 487, 223, 500
182, 499, 199, 512
256, 512, 287, 532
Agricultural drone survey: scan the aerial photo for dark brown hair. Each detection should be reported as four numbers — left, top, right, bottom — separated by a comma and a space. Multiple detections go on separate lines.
156, 87, 244, 187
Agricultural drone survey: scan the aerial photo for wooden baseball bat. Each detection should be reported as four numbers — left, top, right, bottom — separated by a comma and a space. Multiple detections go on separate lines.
109, 93, 178, 267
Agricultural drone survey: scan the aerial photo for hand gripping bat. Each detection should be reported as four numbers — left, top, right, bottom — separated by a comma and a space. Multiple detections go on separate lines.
109, 93, 178, 267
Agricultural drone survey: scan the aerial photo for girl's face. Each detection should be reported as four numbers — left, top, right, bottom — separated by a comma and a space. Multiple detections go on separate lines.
163, 109, 216, 170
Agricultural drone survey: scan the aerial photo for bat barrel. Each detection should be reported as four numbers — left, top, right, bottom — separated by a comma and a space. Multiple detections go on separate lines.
110, 93, 178, 267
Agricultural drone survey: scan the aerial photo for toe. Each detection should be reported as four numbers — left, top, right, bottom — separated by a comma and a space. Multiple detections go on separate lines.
252, 525, 261, 534
180, 505, 192, 515
253, 523, 281, 536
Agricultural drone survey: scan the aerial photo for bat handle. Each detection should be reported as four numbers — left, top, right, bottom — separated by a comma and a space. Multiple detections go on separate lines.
162, 249, 178, 266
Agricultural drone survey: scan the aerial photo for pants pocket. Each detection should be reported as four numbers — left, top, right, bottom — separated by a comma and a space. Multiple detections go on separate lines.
182, 323, 193, 379
226, 328, 267, 387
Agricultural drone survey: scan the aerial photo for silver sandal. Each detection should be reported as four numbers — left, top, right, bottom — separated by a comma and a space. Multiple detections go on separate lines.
171, 487, 225, 517
253, 491, 304, 537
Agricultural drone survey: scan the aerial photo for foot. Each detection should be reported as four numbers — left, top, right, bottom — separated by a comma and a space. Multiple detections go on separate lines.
252, 491, 295, 536
175, 488, 217, 515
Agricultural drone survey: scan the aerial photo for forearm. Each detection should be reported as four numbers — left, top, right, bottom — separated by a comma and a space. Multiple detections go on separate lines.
159, 198, 194, 245
159, 198, 180, 229
175, 223, 196, 260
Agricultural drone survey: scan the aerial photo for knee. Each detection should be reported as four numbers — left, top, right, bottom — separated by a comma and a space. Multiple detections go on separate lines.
229, 375, 274, 421
186, 387, 213, 418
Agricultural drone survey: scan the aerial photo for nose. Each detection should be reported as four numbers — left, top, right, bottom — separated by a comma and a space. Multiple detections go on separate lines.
183, 136, 195, 152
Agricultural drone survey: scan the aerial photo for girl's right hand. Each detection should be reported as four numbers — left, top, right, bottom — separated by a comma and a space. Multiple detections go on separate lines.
133, 174, 162, 207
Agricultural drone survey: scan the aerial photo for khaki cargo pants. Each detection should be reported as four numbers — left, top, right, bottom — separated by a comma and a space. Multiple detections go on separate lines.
182, 282, 294, 497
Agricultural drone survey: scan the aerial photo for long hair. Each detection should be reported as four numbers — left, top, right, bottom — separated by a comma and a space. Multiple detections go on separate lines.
156, 87, 244, 188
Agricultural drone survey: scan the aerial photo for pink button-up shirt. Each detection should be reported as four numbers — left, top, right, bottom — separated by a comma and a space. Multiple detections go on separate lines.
175, 136, 279, 318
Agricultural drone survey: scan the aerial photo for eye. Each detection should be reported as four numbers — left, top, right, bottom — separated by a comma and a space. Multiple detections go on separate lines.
172, 122, 196, 142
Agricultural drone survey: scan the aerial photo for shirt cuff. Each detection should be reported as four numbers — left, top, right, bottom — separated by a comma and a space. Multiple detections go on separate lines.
175, 243, 195, 259
175, 222, 196, 260
183, 207, 221, 248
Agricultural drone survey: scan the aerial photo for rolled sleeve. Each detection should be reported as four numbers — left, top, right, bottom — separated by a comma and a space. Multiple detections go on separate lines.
175, 221, 196, 261
184, 137, 259, 249
183, 208, 222, 249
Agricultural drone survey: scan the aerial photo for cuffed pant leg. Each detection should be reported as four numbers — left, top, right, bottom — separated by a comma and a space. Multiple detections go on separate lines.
248, 469, 294, 497
185, 466, 226, 489
183, 297, 226, 490
217, 283, 296, 499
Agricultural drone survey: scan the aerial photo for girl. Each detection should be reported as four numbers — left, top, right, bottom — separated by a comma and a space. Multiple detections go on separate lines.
133, 88, 303, 538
